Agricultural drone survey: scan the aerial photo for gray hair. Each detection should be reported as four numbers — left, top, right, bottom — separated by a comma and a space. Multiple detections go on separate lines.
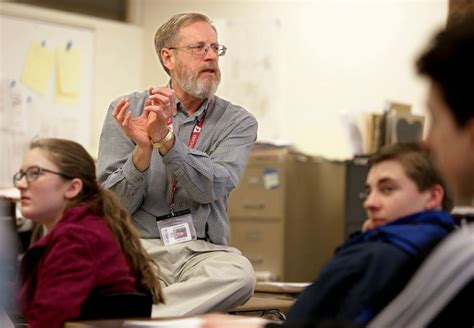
154, 13, 217, 75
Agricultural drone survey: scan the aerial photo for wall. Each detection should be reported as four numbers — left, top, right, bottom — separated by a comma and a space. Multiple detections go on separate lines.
0, 1, 449, 160
0, 2, 143, 157
138, 0, 447, 159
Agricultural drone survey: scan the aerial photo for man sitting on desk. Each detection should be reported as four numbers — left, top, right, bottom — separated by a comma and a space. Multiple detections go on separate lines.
98, 13, 257, 317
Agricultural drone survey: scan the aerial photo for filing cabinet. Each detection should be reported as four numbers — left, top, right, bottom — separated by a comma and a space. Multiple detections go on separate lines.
343, 156, 370, 238
228, 147, 368, 282
230, 219, 284, 278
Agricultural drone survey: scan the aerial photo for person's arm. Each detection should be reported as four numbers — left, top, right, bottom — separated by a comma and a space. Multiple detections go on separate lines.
162, 106, 258, 204
285, 244, 408, 325
97, 92, 150, 215
25, 231, 96, 328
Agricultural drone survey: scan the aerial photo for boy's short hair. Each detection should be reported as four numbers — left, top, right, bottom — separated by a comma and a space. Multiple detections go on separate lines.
369, 143, 453, 211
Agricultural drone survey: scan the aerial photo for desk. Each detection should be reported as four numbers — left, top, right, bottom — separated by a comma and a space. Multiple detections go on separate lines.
229, 296, 294, 321
66, 316, 268, 327
65, 296, 290, 327
227, 282, 305, 321
255, 281, 309, 295
233, 297, 294, 313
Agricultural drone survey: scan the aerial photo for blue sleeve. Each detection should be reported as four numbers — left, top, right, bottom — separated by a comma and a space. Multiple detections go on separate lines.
285, 243, 409, 324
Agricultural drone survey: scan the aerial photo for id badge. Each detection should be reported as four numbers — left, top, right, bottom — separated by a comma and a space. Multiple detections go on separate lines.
156, 209, 197, 246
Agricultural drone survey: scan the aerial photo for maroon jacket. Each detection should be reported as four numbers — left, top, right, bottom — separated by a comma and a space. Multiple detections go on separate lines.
18, 205, 137, 328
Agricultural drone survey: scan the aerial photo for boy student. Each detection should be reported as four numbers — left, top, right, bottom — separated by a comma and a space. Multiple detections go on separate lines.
281, 143, 455, 326
203, 142, 457, 328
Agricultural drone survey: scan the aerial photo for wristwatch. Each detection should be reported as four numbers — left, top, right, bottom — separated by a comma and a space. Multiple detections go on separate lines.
151, 128, 173, 149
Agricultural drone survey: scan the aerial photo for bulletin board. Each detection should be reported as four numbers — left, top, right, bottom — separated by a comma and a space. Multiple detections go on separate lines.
0, 14, 94, 187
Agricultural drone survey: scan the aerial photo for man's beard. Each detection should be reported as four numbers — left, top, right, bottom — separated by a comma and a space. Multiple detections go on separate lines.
174, 62, 221, 99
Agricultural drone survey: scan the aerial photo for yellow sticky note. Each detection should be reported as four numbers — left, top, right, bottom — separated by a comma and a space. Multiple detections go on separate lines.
20, 41, 54, 95
55, 77, 77, 105
56, 45, 81, 96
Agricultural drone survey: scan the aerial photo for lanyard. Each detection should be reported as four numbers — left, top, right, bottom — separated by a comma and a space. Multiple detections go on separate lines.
168, 110, 207, 213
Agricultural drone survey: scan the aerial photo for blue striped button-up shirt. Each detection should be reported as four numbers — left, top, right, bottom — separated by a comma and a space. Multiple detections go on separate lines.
97, 90, 258, 245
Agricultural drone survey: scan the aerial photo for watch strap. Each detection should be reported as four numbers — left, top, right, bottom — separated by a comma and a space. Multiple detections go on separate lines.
151, 128, 173, 149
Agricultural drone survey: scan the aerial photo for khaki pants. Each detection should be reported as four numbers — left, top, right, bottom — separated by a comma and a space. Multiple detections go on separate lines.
141, 239, 256, 317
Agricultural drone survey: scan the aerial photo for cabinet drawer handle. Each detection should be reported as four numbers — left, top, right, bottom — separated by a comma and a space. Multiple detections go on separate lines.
243, 204, 265, 210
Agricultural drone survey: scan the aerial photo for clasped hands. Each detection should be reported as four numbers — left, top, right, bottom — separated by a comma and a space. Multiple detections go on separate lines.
113, 87, 176, 149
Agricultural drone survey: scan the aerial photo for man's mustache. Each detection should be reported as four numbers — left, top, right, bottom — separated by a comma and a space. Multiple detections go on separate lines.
199, 64, 219, 73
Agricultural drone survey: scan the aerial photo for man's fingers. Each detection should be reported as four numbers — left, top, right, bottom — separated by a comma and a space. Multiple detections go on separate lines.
148, 93, 172, 107
148, 86, 174, 98
113, 98, 129, 121
122, 111, 132, 127
148, 88, 175, 111
144, 105, 167, 120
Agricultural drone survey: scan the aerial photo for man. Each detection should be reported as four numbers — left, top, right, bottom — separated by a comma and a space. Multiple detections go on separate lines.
368, 14, 474, 327
98, 13, 257, 317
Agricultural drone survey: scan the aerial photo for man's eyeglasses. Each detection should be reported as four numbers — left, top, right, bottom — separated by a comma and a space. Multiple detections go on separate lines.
13, 166, 73, 187
168, 43, 227, 56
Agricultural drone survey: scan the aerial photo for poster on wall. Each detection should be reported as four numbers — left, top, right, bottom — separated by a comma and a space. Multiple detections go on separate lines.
0, 15, 93, 187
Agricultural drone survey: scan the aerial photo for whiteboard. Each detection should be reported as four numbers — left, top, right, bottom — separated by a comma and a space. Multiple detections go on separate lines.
0, 15, 94, 187
216, 18, 285, 143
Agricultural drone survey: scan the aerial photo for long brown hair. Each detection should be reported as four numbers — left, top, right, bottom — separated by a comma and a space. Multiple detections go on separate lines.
29, 138, 162, 303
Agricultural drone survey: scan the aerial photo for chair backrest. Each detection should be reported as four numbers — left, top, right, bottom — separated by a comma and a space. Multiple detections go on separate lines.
368, 224, 474, 327
78, 291, 153, 321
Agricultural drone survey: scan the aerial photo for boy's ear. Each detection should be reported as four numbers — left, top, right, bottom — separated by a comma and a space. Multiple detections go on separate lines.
425, 184, 444, 210
64, 178, 83, 200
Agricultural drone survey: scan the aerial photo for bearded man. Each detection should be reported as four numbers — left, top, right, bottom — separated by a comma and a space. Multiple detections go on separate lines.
98, 13, 257, 317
